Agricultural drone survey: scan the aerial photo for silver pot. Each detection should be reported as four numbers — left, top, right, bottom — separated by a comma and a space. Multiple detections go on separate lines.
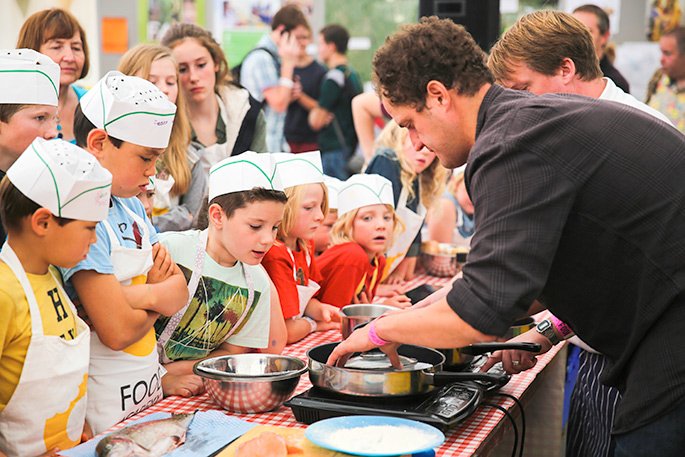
194, 354, 307, 413
340, 304, 396, 339
307, 342, 507, 397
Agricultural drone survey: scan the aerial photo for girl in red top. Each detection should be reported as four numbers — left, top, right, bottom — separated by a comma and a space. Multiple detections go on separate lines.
317, 174, 410, 308
261, 151, 340, 344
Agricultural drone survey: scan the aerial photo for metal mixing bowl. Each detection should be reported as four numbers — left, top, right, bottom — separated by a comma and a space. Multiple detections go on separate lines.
340, 304, 396, 339
420, 242, 469, 277
193, 354, 307, 413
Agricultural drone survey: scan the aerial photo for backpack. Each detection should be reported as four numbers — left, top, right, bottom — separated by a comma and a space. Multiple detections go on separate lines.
231, 47, 280, 85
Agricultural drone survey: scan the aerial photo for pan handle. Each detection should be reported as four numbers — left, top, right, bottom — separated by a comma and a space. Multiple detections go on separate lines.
431, 371, 508, 386
459, 342, 541, 356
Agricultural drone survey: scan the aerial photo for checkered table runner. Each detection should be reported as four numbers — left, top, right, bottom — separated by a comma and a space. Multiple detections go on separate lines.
113, 274, 563, 456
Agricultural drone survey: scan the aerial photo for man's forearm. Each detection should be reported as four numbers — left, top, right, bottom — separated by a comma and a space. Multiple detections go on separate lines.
375, 298, 496, 348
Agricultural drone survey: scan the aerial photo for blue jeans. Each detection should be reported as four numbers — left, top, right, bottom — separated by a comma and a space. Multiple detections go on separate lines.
609, 399, 685, 457
321, 149, 350, 180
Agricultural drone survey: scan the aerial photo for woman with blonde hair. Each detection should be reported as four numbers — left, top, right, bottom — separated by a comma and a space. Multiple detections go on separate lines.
17, 8, 90, 143
365, 120, 448, 283
161, 23, 267, 173
118, 44, 207, 231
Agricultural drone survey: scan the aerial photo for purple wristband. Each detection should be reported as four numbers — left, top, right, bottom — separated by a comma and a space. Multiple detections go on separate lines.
368, 320, 389, 346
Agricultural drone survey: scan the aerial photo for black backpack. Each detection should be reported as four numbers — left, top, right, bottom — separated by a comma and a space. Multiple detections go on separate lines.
231, 47, 280, 85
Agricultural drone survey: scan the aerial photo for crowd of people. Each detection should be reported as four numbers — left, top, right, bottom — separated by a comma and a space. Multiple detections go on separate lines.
1, 3, 684, 457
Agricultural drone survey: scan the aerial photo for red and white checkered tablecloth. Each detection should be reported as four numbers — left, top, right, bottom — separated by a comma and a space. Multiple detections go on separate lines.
112, 274, 564, 456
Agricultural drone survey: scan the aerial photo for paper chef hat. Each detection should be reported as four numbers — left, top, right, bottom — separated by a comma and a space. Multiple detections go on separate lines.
80, 71, 176, 149
208, 151, 284, 201
323, 175, 343, 210
0, 49, 59, 106
7, 138, 112, 221
337, 174, 394, 217
271, 151, 324, 190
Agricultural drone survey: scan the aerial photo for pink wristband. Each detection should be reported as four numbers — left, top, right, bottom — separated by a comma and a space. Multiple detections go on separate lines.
550, 315, 573, 339
368, 320, 389, 346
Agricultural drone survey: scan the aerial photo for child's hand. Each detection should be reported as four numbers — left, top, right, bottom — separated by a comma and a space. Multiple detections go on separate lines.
374, 283, 404, 297
80, 420, 93, 443
381, 294, 412, 309
161, 373, 205, 398
352, 290, 371, 304
147, 243, 175, 284
383, 268, 406, 285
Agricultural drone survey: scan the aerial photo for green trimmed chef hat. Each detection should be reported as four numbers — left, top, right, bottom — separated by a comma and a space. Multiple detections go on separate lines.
0, 49, 59, 106
7, 138, 112, 221
337, 174, 394, 217
209, 151, 284, 201
79, 71, 176, 149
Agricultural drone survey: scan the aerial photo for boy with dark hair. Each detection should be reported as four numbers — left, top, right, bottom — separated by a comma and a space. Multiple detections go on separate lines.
155, 151, 287, 392
0, 138, 111, 456
61, 71, 189, 433
0, 49, 60, 243
309, 24, 363, 180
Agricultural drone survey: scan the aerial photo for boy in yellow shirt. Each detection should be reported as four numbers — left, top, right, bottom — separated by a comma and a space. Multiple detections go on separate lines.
0, 138, 112, 456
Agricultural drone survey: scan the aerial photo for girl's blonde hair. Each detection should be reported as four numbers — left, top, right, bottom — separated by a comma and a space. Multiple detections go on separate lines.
329, 205, 405, 250
374, 120, 448, 208
118, 44, 192, 195
278, 183, 329, 251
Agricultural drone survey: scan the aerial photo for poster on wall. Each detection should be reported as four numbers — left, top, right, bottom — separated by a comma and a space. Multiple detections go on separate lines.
142, 0, 206, 42
647, 0, 682, 41
212, 0, 313, 69
562, 0, 620, 34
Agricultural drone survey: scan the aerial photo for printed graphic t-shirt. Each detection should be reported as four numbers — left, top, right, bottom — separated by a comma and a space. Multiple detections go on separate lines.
155, 230, 271, 361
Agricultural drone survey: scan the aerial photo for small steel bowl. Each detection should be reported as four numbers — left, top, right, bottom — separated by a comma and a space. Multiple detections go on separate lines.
193, 354, 307, 413
420, 242, 469, 277
340, 304, 396, 339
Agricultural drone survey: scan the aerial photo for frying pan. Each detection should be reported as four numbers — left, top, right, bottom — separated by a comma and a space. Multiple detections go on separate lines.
307, 342, 509, 397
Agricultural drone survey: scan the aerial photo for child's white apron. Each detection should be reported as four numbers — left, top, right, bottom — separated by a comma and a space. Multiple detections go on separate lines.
0, 243, 90, 456
383, 186, 426, 279
86, 204, 162, 434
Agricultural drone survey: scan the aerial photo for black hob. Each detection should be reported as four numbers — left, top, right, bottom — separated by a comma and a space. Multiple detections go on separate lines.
285, 357, 510, 431
285, 382, 482, 431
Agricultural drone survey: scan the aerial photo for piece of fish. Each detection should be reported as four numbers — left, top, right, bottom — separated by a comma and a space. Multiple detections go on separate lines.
96, 413, 195, 457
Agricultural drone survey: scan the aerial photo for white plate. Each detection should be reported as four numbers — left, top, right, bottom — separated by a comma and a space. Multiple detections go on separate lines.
305, 415, 444, 456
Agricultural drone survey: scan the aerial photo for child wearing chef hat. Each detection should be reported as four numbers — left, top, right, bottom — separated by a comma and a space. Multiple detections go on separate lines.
0, 49, 61, 243
317, 174, 410, 309
60, 71, 190, 434
313, 175, 342, 257
154, 151, 288, 395
261, 151, 341, 344
0, 138, 111, 456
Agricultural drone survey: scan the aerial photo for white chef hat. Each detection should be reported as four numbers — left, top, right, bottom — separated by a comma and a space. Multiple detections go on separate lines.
0, 49, 59, 106
323, 175, 343, 210
337, 174, 394, 217
79, 71, 176, 149
7, 138, 112, 221
208, 151, 284, 201
271, 151, 324, 190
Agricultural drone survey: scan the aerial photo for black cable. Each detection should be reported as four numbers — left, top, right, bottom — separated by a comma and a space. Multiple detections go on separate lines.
494, 392, 526, 457
482, 402, 518, 457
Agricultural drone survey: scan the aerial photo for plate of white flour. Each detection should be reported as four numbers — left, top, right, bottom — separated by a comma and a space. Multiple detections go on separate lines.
305, 415, 444, 456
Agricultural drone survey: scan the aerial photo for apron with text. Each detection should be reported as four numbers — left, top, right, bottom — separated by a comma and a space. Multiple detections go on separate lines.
382, 186, 426, 279
0, 244, 90, 456
87, 204, 162, 434
287, 246, 320, 317
156, 230, 255, 363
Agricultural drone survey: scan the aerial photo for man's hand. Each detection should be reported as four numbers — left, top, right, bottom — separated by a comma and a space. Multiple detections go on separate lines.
147, 243, 175, 284
326, 322, 402, 369
480, 330, 549, 374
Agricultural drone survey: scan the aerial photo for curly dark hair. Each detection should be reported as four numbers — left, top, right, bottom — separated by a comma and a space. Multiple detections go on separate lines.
372, 16, 493, 111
